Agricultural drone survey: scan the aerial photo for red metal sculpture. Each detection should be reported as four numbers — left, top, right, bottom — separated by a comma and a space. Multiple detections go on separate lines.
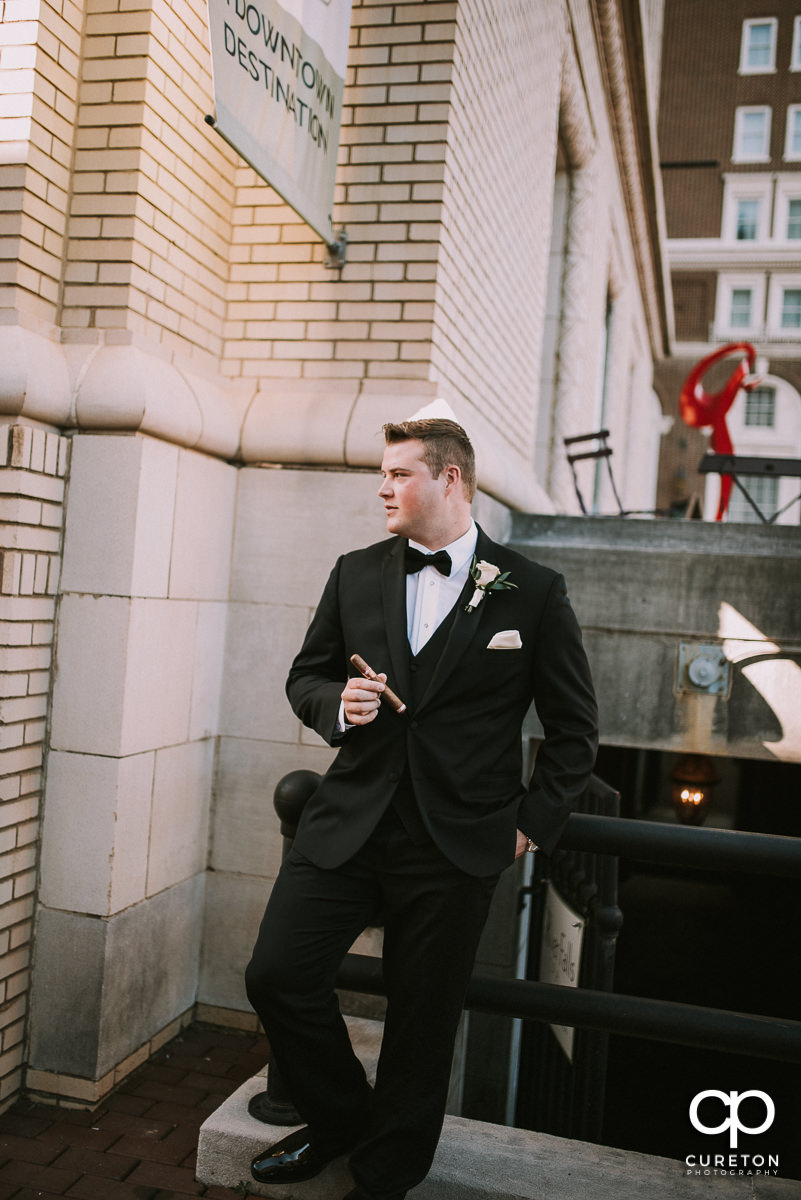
679, 342, 760, 520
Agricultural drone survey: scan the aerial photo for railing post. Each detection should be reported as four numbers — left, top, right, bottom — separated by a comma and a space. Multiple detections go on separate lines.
273, 768, 322, 849
248, 770, 321, 1126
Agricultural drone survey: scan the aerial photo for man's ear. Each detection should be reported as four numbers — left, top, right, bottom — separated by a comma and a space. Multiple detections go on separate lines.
443, 464, 461, 493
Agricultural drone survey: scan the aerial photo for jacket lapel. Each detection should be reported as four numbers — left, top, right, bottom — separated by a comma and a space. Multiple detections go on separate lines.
413, 525, 496, 715
381, 537, 413, 705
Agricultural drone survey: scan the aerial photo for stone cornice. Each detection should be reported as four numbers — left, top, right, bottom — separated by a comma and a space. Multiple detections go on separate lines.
668, 239, 801, 270
0, 324, 553, 514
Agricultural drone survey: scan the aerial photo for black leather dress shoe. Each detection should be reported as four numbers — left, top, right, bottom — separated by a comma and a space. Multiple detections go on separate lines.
250, 1126, 350, 1185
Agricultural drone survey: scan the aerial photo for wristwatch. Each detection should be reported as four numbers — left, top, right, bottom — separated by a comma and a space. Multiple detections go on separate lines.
526, 839, 538, 853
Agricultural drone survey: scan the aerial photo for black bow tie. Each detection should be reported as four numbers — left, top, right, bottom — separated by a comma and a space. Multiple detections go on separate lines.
404, 546, 452, 577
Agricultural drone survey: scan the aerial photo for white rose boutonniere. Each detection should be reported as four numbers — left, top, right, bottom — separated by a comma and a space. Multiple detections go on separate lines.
465, 556, 517, 612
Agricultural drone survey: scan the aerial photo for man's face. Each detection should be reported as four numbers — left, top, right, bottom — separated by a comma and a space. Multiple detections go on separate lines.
378, 439, 447, 542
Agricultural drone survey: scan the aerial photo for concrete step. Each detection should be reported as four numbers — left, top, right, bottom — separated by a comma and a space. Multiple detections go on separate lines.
197, 1017, 382, 1200
196, 1017, 798, 1200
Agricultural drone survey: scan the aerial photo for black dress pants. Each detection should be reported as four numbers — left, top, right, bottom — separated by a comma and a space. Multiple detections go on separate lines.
245, 805, 499, 1200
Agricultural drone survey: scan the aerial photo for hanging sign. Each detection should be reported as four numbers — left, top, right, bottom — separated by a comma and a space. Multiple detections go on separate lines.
538, 881, 585, 1062
206, 0, 351, 244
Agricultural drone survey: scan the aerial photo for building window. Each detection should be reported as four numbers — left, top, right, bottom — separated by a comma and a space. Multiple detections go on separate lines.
735, 198, 760, 239
721, 175, 772, 241
745, 387, 776, 427
715, 275, 765, 338
730, 288, 753, 328
788, 198, 801, 239
733, 107, 772, 162
727, 475, 779, 523
772, 176, 801, 240
780, 287, 801, 328
740, 18, 777, 73
766, 274, 801, 334
786, 106, 801, 161
792, 16, 801, 69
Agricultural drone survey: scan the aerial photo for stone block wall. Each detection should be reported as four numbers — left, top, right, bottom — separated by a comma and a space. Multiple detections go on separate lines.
0, 423, 69, 1110
24, 432, 236, 1106
197, 466, 386, 1020
512, 514, 801, 765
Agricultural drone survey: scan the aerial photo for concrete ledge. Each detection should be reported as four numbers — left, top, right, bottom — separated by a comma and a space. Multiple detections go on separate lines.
197, 1017, 382, 1199
198, 1103, 799, 1200
423, 1120, 798, 1199
196, 1015, 797, 1199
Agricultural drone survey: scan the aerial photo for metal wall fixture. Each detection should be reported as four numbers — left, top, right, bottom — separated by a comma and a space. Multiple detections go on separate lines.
676, 641, 732, 696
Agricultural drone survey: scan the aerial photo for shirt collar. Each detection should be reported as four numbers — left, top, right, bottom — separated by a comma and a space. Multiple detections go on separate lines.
408, 520, 477, 575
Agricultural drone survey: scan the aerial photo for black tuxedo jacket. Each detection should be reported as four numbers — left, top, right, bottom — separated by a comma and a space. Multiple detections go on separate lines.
286, 525, 598, 877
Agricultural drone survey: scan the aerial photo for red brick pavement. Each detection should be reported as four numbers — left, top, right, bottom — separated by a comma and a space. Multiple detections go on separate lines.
0, 1023, 272, 1199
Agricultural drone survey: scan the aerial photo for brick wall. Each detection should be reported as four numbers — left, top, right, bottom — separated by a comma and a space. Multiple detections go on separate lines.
62, 0, 235, 370
0, 0, 81, 326
222, 0, 458, 383
0, 424, 69, 1111
4, 0, 663, 505
659, 0, 801, 242
219, 0, 567, 436
660, 0, 801, 176
434, 0, 563, 447
671, 271, 716, 342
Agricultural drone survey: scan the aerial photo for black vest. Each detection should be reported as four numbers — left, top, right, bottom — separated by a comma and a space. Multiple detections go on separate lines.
390, 596, 463, 844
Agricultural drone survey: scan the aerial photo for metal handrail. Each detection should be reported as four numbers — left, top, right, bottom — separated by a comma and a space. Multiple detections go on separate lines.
337, 952, 801, 1064
334, 813, 801, 1065
561, 812, 801, 877
270, 771, 801, 1073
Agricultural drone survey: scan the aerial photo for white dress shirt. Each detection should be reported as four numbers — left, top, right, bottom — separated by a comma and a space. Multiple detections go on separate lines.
337, 521, 478, 731
406, 521, 477, 654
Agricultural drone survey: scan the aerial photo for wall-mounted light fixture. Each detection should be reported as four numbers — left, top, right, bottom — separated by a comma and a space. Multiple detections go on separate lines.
670, 754, 721, 825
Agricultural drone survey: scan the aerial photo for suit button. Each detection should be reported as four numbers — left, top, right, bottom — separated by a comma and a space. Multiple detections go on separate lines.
409, 720, 418, 730
410, 663, 418, 672
389, 771, 399, 782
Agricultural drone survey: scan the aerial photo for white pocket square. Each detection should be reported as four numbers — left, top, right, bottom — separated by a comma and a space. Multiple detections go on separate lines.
487, 629, 523, 650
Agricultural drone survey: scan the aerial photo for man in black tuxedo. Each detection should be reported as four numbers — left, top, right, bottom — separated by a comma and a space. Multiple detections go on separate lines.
245, 418, 598, 1200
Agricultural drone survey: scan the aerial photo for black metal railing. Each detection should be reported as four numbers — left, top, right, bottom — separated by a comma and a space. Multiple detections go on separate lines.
560, 811, 801, 877
515, 774, 621, 1142
335, 951, 801, 1063
260, 770, 801, 1135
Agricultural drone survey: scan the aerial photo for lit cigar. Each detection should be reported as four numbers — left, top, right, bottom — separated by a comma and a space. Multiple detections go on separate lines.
350, 653, 406, 714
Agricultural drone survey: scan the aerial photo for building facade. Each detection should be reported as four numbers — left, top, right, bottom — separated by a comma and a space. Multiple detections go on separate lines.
656, 0, 801, 522
0, 0, 670, 1112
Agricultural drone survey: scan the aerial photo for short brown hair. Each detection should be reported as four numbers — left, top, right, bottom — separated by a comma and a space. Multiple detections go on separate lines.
383, 418, 476, 500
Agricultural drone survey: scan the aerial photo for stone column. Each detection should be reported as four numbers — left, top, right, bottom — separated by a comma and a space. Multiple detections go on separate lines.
26, 432, 236, 1105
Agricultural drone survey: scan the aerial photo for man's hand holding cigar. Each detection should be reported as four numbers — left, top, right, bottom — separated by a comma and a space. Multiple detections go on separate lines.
341, 672, 386, 725
341, 657, 408, 722
343, 653, 407, 722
